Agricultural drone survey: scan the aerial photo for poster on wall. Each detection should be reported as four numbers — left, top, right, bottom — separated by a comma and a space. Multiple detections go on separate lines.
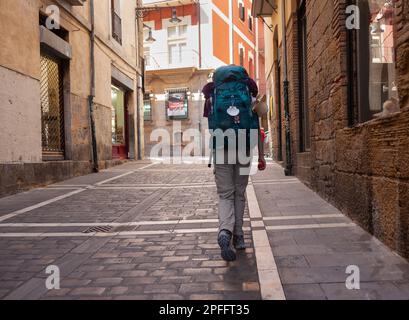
167, 92, 188, 118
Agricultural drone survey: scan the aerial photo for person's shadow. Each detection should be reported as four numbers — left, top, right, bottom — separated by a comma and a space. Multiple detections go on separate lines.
220, 249, 261, 299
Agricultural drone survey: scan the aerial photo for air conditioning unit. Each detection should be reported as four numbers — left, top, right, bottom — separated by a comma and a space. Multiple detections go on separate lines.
64, 0, 86, 6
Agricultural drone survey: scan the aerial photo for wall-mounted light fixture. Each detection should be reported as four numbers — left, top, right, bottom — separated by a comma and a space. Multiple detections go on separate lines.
169, 8, 182, 24
143, 24, 156, 43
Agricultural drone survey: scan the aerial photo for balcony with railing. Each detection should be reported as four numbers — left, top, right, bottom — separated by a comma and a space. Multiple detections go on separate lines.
144, 49, 200, 71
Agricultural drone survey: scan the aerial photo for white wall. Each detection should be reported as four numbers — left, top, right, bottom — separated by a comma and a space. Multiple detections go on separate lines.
0, 66, 42, 162
145, 16, 201, 70
143, 0, 226, 71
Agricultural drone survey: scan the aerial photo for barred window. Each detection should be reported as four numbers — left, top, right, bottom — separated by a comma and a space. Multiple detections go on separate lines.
40, 53, 65, 160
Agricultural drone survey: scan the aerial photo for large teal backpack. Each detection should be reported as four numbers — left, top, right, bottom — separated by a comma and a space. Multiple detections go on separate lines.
208, 65, 259, 151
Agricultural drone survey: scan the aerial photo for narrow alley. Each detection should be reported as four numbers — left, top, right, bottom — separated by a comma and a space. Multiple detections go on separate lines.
1, 0, 409, 306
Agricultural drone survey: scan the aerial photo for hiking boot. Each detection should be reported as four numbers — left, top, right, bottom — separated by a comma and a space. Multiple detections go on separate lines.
233, 235, 246, 250
218, 230, 236, 262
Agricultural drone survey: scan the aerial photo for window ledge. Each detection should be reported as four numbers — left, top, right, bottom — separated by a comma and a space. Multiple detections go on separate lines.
346, 108, 407, 130
39, 26, 72, 60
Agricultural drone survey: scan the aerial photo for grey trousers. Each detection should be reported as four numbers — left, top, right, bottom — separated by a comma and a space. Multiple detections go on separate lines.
214, 162, 250, 237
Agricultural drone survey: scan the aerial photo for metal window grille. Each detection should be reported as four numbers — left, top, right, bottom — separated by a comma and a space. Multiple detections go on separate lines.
40, 54, 65, 158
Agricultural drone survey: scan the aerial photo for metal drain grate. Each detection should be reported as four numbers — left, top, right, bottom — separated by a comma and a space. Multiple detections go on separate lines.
83, 226, 113, 234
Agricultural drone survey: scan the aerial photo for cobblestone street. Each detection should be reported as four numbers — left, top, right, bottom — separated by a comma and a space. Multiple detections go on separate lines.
1, 161, 409, 300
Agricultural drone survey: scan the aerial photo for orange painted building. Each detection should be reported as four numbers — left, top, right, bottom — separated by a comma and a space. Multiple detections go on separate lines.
143, 0, 266, 95
142, 0, 267, 156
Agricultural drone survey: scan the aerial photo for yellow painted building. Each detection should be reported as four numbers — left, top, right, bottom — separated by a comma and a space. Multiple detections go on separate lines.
0, 0, 145, 196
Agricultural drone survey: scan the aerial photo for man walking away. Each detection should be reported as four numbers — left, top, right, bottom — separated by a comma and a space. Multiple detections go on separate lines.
203, 65, 266, 262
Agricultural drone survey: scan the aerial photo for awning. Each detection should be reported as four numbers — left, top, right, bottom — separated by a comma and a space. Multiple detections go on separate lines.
252, 0, 277, 17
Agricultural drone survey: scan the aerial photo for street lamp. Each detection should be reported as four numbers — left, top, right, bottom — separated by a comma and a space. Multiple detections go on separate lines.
169, 8, 182, 24
143, 24, 156, 43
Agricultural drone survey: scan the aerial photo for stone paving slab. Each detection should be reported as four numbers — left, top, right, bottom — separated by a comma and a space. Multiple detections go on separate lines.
142, 187, 220, 221
105, 171, 182, 186
0, 189, 74, 217
146, 164, 212, 171
104, 162, 153, 171
253, 184, 340, 217
105, 163, 215, 186
5, 189, 157, 224
52, 172, 128, 186
0, 237, 85, 299
263, 217, 349, 227
253, 163, 409, 300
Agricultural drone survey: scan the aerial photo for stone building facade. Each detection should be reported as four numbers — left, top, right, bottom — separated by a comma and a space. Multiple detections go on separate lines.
254, 0, 409, 258
0, 0, 145, 196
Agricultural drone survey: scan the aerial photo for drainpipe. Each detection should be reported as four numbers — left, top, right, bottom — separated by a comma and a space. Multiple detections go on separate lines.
197, 0, 202, 69
229, 0, 234, 64
136, 7, 142, 160
88, 0, 99, 172
197, 1, 203, 155
281, 0, 293, 176
136, 86, 142, 160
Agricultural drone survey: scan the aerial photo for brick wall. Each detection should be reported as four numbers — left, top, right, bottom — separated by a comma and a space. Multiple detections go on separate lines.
271, 0, 409, 258
308, 0, 348, 200
309, 0, 409, 258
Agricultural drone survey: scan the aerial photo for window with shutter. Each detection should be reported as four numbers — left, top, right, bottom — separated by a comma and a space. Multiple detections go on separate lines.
111, 0, 122, 44
239, 48, 244, 66
239, 3, 245, 21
